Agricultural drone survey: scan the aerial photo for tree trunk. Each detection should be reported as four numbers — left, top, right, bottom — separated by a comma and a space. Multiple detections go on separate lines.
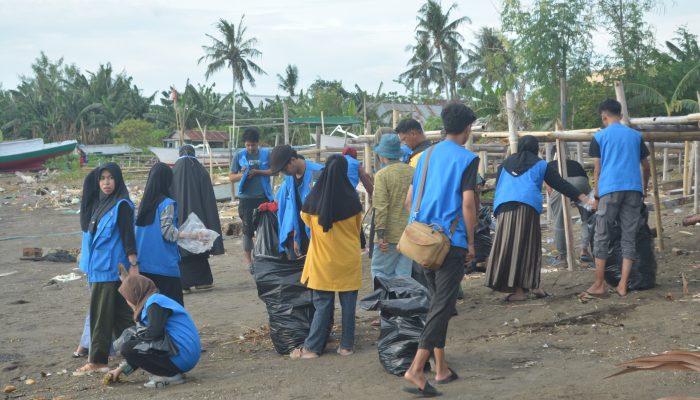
437, 45, 450, 100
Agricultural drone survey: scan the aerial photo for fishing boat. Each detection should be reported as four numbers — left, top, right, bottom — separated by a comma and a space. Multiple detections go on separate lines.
0, 138, 78, 171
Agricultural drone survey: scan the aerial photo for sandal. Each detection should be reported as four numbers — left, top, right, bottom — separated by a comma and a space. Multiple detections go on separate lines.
72, 350, 88, 358
73, 364, 109, 376
435, 368, 459, 384
402, 381, 442, 397
532, 290, 551, 299
337, 348, 354, 356
504, 293, 527, 302
289, 347, 319, 360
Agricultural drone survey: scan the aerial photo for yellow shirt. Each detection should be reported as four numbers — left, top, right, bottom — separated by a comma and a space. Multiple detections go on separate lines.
300, 212, 362, 292
408, 149, 425, 168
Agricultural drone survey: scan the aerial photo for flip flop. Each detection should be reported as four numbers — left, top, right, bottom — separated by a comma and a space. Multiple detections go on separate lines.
289, 347, 319, 360
579, 255, 593, 262
72, 350, 88, 358
533, 290, 551, 299
402, 381, 442, 397
72, 366, 109, 376
579, 290, 608, 300
435, 368, 459, 385
607, 288, 627, 298
504, 293, 527, 302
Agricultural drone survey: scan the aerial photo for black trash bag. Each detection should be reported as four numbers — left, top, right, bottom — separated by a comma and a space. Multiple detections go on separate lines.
588, 204, 656, 290
474, 206, 494, 263
360, 276, 431, 376
254, 257, 314, 354
252, 209, 282, 260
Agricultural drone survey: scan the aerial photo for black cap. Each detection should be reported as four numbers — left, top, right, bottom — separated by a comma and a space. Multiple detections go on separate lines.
269, 145, 295, 174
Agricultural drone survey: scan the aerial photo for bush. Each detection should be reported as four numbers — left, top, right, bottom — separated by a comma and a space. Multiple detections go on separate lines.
113, 119, 167, 149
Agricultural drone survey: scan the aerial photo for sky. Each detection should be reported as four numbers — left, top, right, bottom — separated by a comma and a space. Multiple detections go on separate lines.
1, 0, 698, 99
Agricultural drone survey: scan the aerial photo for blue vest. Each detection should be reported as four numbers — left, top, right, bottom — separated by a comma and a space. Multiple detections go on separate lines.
83, 199, 134, 283
276, 160, 323, 253
344, 155, 360, 188
237, 148, 273, 201
401, 144, 412, 163
141, 294, 201, 372
493, 160, 548, 215
594, 123, 644, 197
409, 140, 476, 249
135, 198, 180, 277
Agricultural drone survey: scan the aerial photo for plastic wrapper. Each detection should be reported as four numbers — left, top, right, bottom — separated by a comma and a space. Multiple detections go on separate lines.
588, 204, 656, 290
177, 212, 220, 254
360, 276, 431, 376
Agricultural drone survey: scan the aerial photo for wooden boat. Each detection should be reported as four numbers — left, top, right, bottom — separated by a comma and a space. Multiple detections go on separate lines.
0, 139, 78, 171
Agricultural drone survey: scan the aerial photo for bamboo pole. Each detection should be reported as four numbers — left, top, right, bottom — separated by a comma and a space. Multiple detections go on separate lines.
648, 141, 664, 251
555, 139, 576, 271
614, 81, 631, 126
694, 141, 699, 213
683, 141, 690, 196
392, 109, 400, 129
315, 126, 321, 163
662, 147, 669, 181
630, 113, 700, 125
283, 102, 289, 145
506, 91, 518, 154
545, 142, 553, 224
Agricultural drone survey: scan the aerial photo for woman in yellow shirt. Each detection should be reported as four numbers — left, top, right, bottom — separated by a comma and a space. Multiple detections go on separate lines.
290, 155, 363, 359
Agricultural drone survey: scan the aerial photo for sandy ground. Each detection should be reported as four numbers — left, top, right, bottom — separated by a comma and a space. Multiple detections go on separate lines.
1, 172, 699, 400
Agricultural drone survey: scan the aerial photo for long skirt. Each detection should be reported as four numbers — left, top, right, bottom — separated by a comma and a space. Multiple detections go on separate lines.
179, 253, 213, 289
484, 204, 542, 292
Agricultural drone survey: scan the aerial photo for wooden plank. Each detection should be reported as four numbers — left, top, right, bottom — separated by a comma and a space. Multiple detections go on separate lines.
555, 139, 576, 271
649, 141, 664, 251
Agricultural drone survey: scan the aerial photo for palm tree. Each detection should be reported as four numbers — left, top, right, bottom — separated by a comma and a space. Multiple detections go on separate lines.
277, 64, 299, 97
198, 15, 266, 148
416, 0, 470, 99
463, 27, 515, 90
627, 61, 700, 116
399, 33, 441, 95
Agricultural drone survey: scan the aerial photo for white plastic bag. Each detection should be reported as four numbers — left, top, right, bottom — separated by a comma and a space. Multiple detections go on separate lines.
177, 212, 220, 254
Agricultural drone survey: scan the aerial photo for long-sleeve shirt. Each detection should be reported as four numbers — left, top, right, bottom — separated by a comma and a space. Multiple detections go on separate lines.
373, 161, 415, 243
160, 204, 179, 242
117, 202, 137, 255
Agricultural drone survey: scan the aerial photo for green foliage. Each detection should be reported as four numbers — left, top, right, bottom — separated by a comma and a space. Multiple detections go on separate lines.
277, 64, 299, 97
423, 116, 442, 131
112, 119, 166, 148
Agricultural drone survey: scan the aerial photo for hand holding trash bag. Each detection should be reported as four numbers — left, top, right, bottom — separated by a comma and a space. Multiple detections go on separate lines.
177, 212, 221, 254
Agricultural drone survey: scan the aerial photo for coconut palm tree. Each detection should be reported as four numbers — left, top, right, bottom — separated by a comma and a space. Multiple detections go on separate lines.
277, 64, 299, 97
198, 15, 266, 147
627, 61, 700, 116
399, 33, 441, 95
415, 0, 470, 99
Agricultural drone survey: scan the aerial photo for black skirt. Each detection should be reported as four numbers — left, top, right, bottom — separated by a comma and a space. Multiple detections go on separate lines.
179, 253, 213, 289
484, 204, 542, 292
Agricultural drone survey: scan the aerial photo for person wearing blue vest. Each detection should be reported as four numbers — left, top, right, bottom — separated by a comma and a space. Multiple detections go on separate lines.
108, 274, 201, 389
76, 163, 138, 375
402, 102, 480, 397
341, 146, 374, 197
485, 136, 593, 303
229, 128, 274, 272
584, 99, 651, 298
136, 162, 188, 306
269, 145, 324, 258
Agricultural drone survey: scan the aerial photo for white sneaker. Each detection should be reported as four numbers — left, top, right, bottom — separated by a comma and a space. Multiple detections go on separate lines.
143, 373, 184, 388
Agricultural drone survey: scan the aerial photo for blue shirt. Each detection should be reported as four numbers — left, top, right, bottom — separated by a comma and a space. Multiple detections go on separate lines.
231, 149, 268, 199
590, 123, 648, 197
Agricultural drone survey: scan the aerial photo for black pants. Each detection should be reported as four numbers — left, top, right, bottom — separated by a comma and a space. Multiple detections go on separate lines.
418, 246, 466, 350
89, 281, 134, 364
238, 197, 268, 252
142, 272, 184, 306
121, 339, 181, 377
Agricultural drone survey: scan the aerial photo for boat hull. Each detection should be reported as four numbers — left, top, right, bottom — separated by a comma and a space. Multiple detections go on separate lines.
0, 141, 78, 172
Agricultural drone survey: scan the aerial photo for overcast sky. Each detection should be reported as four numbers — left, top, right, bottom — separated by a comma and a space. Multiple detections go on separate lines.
1, 0, 698, 98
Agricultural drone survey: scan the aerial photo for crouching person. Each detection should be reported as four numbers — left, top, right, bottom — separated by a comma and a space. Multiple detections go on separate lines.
108, 275, 201, 388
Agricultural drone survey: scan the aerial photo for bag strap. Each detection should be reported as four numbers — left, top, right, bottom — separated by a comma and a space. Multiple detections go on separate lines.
412, 145, 435, 215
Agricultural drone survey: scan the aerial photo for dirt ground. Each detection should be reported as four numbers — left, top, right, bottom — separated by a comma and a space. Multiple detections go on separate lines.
1, 172, 699, 400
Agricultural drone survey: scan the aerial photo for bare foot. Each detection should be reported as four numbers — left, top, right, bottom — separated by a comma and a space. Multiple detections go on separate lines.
404, 369, 427, 391
584, 284, 606, 295
289, 347, 319, 360
615, 286, 627, 297
73, 363, 108, 375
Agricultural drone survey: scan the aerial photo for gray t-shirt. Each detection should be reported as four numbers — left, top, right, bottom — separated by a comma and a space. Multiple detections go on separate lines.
231, 150, 266, 199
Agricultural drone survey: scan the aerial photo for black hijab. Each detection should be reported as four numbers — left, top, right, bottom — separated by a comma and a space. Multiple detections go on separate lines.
171, 145, 224, 256
301, 154, 363, 232
136, 162, 173, 227
80, 163, 130, 233
501, 135, 541, 176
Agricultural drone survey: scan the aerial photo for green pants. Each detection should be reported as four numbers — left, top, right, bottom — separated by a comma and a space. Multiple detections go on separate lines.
89, 281, 133, 364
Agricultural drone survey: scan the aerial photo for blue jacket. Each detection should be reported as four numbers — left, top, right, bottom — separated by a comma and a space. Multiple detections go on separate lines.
594, 123, 644, 197
493, 160, 548, 215
237, 148, 273, 201
344, 155, 360, 188
135, 198, 180, 277
409, 140, 477, 249
141, 294, 201, 372
276, 160, 323, 253
82, 199, 134, 283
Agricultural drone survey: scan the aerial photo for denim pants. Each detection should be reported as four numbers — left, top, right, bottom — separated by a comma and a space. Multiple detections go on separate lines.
304, 290, 358, 353
370, 243, 413, 280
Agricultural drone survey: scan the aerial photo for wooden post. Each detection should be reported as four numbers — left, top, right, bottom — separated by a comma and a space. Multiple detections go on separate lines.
392, 109, 400, 129
576, 142, 583, 163
283, 102, 290, 145
614, 81, 631, 125
662, 146, 669, 181
555, 139, 576, 271
694, 140, 699, 214
315, 126, 321, 163
648, 141, 664, 251
683, 141, 690, 196
545, 142, 553, 224
506, 91, 518, 154
478, 151, 487, 177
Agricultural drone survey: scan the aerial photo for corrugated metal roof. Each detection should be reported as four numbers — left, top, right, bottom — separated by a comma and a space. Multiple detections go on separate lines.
374, 103, 444, 126
165, 130, 229, 142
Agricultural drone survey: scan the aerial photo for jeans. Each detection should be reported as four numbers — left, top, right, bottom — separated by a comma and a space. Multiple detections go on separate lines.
370, 243, 413, 280
304, 290, 358, 353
